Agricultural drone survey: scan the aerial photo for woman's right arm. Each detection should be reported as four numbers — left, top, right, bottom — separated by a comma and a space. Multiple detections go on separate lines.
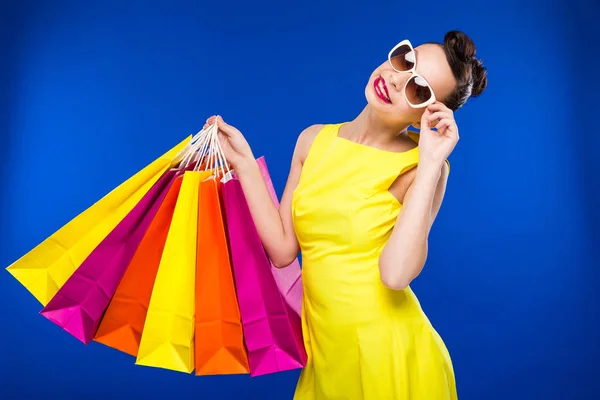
208, 116, 322, 268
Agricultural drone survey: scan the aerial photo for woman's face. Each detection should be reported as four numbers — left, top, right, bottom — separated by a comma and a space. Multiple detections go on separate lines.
365, 43, 457, 127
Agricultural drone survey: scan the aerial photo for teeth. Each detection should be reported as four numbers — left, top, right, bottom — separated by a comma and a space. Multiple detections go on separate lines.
379, 79, 390, 101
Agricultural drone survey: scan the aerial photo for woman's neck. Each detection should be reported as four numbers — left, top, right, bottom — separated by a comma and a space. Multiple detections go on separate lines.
343, 105, 412, 148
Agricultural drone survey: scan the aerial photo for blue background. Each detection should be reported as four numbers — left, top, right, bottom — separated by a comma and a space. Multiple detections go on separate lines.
1, 0, 599, 399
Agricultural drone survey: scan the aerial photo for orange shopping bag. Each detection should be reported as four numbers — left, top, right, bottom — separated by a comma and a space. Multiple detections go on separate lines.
94, 175, 184, 356
194, 177, 249, 375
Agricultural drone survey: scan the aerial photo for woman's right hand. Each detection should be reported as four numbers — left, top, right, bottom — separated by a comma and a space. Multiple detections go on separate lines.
204, 115, 255, 171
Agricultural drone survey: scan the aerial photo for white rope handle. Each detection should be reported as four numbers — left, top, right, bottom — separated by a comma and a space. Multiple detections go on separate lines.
211, 120, 231, 178
189, 119, 231, 178
213, 126, 231, 177
173, 118, 231, 178
172, 125, 212, 166
210, 130, 221, 176
181, 123, 215, 170
191, 125, 214, 170
179, 130, 207, 169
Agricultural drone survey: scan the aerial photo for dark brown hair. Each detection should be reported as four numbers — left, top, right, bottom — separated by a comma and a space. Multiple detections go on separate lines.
435, 31, 488, 111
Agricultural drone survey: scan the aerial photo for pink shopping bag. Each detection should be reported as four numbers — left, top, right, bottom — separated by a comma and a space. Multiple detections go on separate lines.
256, 157, 302, 317
221, 172, 306, 377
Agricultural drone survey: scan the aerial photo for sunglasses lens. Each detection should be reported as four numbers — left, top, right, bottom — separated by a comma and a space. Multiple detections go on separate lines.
406, 75, 433, 107
389, 44, 415, 72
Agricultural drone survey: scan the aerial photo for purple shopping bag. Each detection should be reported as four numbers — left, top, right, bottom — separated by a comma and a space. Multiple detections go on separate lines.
40, 169, 178, 344
221, 173, 307, 377
256, 157, 302, 317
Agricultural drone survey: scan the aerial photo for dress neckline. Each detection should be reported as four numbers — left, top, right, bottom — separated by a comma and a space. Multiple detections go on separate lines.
334, 123, 419, 157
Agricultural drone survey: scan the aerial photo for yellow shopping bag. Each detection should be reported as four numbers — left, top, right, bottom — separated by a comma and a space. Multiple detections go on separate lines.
6, 137, 191, 306
136, 170, 209, 374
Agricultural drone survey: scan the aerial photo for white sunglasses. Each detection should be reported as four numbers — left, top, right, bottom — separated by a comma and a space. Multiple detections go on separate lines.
387, 40, 437, 108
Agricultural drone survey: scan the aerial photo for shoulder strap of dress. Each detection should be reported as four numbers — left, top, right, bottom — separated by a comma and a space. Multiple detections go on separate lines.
301, 123, 341, 177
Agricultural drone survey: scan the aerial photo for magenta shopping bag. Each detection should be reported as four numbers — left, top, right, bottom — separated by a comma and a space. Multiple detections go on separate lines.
221, 173, 307, 377
256, 157, 302, 317
40, 169, 177, 344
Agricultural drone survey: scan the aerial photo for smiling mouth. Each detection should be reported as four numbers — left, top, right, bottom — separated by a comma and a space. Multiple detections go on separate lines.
374, 77, 392, 104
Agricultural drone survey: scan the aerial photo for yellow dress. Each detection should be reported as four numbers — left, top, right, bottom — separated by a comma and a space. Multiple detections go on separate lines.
292, 124, 457, 400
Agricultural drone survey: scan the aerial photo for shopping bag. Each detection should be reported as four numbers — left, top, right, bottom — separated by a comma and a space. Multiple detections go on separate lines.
136, 170, 209, 373
6, 137, 190, 305
221, 173, 307, 377
39, 168, 178, 344
256, 157, 303, 317
94, 176, 184, 356
194, 178, 249, 376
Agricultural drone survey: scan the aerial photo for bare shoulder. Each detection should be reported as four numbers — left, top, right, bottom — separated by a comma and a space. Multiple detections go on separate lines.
295, 124, 325, 164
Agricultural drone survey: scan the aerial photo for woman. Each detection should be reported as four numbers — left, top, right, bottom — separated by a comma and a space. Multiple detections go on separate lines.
205, 30, 487, 399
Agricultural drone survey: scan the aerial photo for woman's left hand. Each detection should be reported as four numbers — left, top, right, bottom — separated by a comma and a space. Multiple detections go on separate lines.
418, 101, 460, 167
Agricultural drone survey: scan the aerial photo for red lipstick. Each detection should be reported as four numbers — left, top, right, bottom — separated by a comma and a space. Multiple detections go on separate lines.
374, 77, 392, 104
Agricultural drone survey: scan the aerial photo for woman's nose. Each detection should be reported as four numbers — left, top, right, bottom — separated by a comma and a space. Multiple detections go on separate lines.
388, 72, 407, 92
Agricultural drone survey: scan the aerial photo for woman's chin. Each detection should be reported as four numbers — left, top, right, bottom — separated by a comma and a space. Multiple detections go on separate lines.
366, 93, 395, 114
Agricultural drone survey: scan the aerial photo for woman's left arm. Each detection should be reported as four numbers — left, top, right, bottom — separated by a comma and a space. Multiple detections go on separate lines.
379, 102, 459, 290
